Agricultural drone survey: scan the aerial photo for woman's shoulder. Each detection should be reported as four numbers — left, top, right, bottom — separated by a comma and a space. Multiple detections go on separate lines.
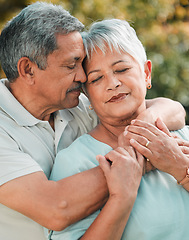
50, 134, 112, 181
60, 133, 112, 156
171, 125, 189, 141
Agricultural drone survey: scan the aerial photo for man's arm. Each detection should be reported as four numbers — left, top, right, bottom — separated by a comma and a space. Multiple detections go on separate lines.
143, 97, 185, 130
0, 167, 108, 231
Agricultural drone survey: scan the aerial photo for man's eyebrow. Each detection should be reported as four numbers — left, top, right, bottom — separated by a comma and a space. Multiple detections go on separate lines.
64, 56, 82, 64
74, 57, 81, 61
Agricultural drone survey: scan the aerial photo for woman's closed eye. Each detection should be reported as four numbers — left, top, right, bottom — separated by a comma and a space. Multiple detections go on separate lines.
90, 75, 103, 83
114, 67, 131, 73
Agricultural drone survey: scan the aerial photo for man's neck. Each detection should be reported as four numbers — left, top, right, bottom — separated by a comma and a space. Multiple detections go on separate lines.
9, 81, 55, 123
48, 113, 55, 130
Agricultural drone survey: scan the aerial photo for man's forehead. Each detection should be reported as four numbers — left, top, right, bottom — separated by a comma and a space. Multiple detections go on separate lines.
50, 33, 84, 63
56, 32, 83, 47
57, 33, 84, 51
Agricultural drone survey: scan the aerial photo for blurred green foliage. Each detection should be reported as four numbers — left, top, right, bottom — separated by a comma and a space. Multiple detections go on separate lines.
0, 0, 189, 122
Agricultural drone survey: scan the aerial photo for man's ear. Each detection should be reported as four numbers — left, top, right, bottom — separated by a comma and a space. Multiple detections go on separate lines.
144, 60, 152, 87
17, 57, 35, 85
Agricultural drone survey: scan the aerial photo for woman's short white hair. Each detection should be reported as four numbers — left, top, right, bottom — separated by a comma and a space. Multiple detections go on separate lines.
82, 19, 147, 71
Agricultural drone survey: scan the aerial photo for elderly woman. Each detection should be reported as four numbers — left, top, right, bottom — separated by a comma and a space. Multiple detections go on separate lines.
48, 19, 189, 240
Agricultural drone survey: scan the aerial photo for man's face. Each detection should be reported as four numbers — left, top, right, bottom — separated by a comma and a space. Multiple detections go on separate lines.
34, 31, 86, 111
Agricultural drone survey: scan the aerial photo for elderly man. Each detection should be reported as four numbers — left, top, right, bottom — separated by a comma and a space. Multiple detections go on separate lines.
0, 2, 185, 240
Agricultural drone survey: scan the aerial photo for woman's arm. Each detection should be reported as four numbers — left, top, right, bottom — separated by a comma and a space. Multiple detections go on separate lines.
50, 145, 143, 240
80, 148, 143, 240
141, 97, 186, 130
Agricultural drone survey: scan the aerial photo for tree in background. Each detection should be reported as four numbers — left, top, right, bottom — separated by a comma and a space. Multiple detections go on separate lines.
0, 0, 189, 122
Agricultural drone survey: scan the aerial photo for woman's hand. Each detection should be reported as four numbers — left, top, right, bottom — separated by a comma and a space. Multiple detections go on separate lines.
81, 148, 144, 240
118, 131, 154, 174
124, 118, 189, 181
172, 134, 189, 157
97, 146, 144, 202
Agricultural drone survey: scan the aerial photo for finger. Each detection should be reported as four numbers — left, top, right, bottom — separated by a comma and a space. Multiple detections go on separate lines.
171, 133, 180, 139
127, 125, 156, 142
118, 131, 130, 147
131, 119, 166, 137
136, 151, 156, 175
105, 148, 128, 165
96, 155, 111, 174
155, 118, 171, 137
114, 146, 139, 162
114, 146, 128, 154
136, 151, 144, 169
180, 146, 189, 155
126, 146, 137, 160
130, 138, 152, 160
176, 138, 187, 146
125, 130, 152, 150
177, 139, 189, 147
131, 119, 157, 132
116, 145, 137, 160
145, 160, 155, 173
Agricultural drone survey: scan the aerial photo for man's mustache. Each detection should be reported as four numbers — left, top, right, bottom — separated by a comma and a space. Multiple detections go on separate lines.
66, 83, 82, 93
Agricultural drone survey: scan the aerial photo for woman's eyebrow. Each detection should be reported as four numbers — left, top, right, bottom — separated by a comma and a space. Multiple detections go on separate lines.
87, 60, 129, 76
112, 60, 128, 66
87, 69, 100, 77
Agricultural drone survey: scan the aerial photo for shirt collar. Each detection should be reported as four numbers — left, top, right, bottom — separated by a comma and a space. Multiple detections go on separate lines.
0, 79, 41, 126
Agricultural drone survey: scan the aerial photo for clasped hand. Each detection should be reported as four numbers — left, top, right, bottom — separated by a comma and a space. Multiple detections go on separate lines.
119, 118, 189, 180
96, 146, 143, 203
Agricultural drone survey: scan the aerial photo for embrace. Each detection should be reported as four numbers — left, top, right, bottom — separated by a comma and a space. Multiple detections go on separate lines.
0, 2, 188, 240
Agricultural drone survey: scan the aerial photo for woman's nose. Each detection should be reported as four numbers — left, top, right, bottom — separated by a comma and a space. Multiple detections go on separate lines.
106, 74, 121, 91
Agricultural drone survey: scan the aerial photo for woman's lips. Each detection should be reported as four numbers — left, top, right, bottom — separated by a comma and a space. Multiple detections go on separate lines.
107, 93, 128, 103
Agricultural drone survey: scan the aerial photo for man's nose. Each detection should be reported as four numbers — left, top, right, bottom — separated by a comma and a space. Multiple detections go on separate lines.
75, 66, 87, 83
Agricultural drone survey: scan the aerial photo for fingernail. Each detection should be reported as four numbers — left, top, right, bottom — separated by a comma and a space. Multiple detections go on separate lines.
123, 130, 127, 136
131, 120, 135, 124
130, 139, 135, 144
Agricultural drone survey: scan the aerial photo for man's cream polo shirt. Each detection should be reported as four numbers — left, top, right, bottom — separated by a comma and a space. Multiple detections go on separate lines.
0, 79, 98, 240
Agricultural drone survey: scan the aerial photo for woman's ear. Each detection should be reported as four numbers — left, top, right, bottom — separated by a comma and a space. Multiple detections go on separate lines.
17, 57, 35, 85
144, 60, 152, 89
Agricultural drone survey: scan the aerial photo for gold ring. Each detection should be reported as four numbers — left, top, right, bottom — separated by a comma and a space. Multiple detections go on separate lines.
145, 140, 150, 147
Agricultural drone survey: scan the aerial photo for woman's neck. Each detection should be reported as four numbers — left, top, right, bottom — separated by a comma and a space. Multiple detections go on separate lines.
89, 106, 147, 149
89, 122, 126, 149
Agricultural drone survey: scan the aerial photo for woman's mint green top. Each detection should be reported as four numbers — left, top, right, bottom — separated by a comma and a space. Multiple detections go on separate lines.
49, 127, 189, 240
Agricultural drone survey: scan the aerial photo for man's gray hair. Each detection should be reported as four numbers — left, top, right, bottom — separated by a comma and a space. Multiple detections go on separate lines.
82, 19, 147, 71
0, 1, 84, 82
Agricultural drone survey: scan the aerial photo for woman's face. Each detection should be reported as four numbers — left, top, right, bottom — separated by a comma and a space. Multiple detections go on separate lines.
84, 47, 152, 125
